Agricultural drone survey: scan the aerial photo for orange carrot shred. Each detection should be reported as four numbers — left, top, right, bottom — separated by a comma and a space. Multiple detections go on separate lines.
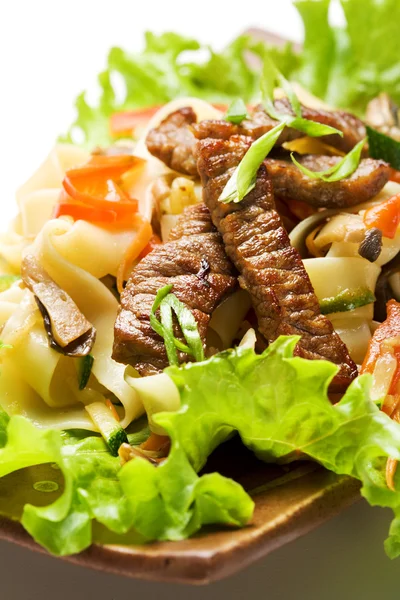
386, 410, 400, 490
106, 399, 120, 422
141, 433, 170, 452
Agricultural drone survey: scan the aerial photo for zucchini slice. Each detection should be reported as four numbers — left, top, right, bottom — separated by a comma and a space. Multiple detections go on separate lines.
367, 125, 400, 170
85, 402, 128, 456
320, 287, 375, 315
78, 355, 94, 390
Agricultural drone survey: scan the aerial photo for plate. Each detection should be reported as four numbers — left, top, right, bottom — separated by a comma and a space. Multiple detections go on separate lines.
0, 438, 360, 584
0, 29, 361, 585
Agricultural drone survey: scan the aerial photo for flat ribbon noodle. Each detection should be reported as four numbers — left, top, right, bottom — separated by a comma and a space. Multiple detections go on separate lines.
0, 290, 98, 429
30, 218, 143, 427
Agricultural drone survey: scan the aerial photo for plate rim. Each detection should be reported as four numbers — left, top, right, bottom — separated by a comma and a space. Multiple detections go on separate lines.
0, 471, 360, 585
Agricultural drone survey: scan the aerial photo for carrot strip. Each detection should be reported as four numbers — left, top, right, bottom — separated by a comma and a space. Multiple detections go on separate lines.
141, 432, 170, 452
364, 194, 400, 239
390, 168, 400, 184
386, 458, 397, 491
106, 399, 120, 422
386, 411, 400, 490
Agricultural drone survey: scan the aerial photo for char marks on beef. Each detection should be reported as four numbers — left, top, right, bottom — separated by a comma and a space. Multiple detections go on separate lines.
194, 128, 357, 391
264, 155, 391, 208
112, 204, 237, 375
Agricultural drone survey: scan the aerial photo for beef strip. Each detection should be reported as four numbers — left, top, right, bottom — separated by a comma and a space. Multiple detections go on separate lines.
146, 105, 388, 209
146, 106, 198, 176
277, 99, 367, 155
264, 154, 391, 208
194, 128, 357, 391
112, 203, 237, 375
194, 99, 367, 154
146, 100, 367, 176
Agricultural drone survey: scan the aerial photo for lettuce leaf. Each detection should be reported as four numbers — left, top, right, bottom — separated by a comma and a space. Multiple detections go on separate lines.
0, 413, 251, 555
294, 0, 400, 113
60, 32, 298, 148
4, 337, 400, 556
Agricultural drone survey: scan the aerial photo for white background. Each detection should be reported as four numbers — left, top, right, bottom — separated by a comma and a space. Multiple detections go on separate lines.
1, 1, 398, 599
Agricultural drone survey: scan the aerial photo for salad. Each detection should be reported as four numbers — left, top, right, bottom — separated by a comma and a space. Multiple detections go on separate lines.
2, 0, 400, 560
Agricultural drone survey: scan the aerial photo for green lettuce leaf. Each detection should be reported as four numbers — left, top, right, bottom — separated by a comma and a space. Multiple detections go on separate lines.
156, 336, 400, 558
294, 0, 400, 113
0, 414, 251, 555
60, 32, 298, 148
5, 336, 400, 556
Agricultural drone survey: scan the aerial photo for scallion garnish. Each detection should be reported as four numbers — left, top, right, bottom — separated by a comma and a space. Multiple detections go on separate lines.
290, 138, 366, 182
225, 98, 248, 124
150, 285, 205, 366
219, 122, 285, 204
261, 53, 343, 139
219, 53, 348, 205
78, 355, 94, 390
0, 341, 12, 350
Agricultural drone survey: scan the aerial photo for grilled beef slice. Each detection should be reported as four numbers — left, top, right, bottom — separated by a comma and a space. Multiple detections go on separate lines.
194, 130, 357, 391
112, 204, 237, 375
195, 98, 367, 154
146, 100, 367, 177
264, 155, 391, 208
146, 106, 198, 176
147, 106, 388, 209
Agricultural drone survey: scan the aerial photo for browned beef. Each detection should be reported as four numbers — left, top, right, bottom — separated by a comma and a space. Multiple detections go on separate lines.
146, 100, 367, 177
146, 107, 198, 176
277, 98, 367, 155
112, 204, 237, 375
194, 130, 357, 391
264, 154, 391, 208
193, 99, 367, 154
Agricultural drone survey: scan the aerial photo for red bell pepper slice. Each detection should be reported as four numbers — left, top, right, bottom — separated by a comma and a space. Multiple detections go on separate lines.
62, 155, 145, 214
54, 196, 139, 227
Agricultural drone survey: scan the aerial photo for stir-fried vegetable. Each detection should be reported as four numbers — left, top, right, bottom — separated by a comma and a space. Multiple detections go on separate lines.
110, 106, 162, 138
361, 300, 400, 489
361, 300, 400, 399
364, 194, 400, 239
224, 98, 248, 124
367, 125, 400, 170
21, 254, 96, 357
219, 122, 285, 204
85, 401, 128, 456
290, 138, 366, 182
149, 285, 205, 365
55, 154, 145, 226
261, 52, 342, 138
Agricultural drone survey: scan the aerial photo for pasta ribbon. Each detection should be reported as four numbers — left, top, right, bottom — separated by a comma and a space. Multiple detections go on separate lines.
0, 218, 144, 430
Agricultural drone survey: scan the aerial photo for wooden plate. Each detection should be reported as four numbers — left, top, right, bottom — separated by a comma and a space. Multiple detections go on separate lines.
0, 28, 361, 585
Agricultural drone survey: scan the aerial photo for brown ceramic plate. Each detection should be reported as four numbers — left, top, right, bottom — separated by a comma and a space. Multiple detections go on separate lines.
0, 29, 362, 585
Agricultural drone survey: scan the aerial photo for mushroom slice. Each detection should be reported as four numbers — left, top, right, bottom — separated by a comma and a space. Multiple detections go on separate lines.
21, 254, 96, 356
358, 228, 383, 263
